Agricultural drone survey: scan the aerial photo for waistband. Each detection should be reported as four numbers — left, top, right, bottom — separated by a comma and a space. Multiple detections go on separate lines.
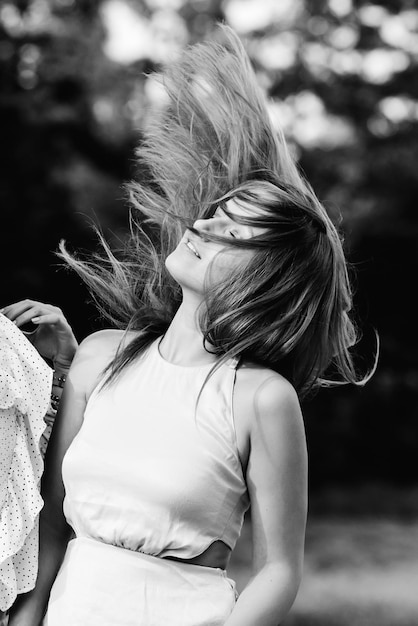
70, 536, 231, 580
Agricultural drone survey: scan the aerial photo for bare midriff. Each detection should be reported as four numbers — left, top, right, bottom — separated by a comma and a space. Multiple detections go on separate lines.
164, 539, 232, 569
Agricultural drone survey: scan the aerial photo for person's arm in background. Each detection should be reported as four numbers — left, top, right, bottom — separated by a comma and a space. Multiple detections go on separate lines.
1, 299, 78, 375
1, 300, 78, 455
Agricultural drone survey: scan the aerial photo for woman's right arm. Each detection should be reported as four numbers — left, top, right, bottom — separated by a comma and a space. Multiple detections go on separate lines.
8, 336, 98, 626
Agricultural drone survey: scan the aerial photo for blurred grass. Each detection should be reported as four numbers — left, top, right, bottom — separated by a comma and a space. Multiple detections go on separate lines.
228, 486, 418, 625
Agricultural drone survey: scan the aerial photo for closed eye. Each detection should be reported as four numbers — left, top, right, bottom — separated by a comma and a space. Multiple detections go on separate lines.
211, 206, 242, 238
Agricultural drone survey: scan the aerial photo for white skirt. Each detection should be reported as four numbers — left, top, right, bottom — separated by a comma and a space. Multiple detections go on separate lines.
44, 537, 237, 626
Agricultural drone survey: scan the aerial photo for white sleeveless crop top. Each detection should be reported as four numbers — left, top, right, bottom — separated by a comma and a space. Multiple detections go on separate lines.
62, 337, 249, 559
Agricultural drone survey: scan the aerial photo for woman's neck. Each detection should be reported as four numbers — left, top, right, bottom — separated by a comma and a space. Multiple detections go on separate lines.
159, 299, 217, 367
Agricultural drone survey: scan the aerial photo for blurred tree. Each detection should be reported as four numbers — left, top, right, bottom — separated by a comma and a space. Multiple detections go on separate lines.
0, 0, 417, 489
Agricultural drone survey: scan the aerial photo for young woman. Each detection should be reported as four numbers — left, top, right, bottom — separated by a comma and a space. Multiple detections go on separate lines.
9, 26, 371, 626
0, 301, 77, 618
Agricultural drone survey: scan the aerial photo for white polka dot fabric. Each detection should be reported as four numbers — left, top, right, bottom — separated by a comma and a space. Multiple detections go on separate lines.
0, 313, 52, 612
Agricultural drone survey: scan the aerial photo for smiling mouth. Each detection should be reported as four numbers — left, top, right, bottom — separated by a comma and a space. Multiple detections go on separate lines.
184, 238, 201, 259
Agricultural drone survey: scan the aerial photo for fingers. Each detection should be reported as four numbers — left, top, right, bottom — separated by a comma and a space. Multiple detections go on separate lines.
1, 299, 45, 321
31, 312, 63, 327
1, 299, 36, 321
1, 299, 78, 368
0, 299, 64, 330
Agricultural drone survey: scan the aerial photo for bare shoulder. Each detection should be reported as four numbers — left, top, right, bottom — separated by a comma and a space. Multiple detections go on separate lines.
70, 328, 138, 399
233, 365, 305, 473
235, 365, 303, 440
76, 329, 132, 355
236, 364, 300, 415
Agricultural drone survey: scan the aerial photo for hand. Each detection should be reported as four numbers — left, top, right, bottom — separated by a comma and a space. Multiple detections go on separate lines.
1, 299, 78, 369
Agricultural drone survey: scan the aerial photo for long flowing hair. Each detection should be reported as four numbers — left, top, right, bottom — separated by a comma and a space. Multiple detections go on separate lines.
60, 25, 374, 399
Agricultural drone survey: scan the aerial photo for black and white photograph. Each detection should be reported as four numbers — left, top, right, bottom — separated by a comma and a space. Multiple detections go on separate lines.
1, 1, 417, 624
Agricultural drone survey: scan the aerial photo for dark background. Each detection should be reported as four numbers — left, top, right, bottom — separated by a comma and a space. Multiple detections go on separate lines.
1, 2, 418, 622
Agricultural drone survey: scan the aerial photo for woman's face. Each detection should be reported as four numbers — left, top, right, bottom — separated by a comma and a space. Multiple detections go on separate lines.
165, 197, 267, 296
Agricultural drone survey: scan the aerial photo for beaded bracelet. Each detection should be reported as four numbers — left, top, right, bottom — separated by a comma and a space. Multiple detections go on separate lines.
52, 373, 67, 388
50, 394, 61, 412
48, 372, 67, 412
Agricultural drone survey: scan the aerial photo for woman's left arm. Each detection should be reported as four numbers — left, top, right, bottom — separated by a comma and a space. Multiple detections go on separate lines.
225, 375, 308, 626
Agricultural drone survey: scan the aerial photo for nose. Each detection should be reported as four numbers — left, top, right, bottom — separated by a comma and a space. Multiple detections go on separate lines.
192, 217, 213, 234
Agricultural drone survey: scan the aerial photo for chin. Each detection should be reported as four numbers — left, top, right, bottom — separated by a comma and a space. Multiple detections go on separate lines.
165, 251, 205, 296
